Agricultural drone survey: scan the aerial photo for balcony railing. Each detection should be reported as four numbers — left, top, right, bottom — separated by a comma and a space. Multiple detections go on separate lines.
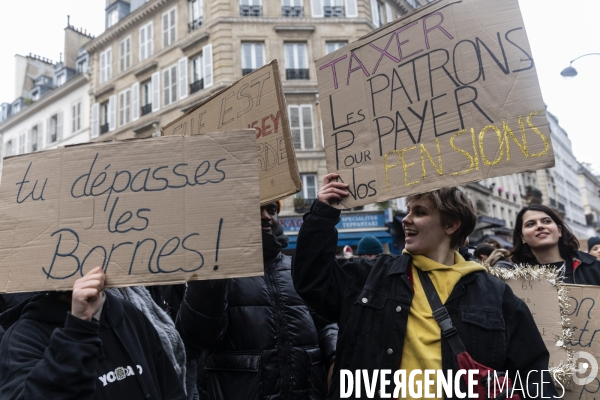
190, 79, 204, 94
242, 68, 255, 76
240, 5, 262, 16
282, 5, 303, 17
286, 68, 309, 80
324, 5, 345, 17
188, 17, 203, 32
141, 104, 152, 116
294, 198, 315, 213
100, 123, 109, 135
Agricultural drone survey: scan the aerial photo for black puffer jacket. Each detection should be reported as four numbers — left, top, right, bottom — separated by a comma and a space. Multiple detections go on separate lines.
176, 253, 338, 400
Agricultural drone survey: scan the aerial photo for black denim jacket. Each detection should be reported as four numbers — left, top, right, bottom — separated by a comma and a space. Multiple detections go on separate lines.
292, 201, 559, 400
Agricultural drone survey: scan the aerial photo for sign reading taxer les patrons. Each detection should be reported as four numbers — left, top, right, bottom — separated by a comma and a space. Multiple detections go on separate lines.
162, 60, 301, 205
0, 131, 263, 293
317, 0, 555, 208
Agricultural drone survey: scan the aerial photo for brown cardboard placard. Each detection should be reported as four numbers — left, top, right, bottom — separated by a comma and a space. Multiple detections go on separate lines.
316, 0, 554, 208
0, 130, 263, 293
563, 285, 600, 400
162, 60, 301, 205
506, 277, 568, 374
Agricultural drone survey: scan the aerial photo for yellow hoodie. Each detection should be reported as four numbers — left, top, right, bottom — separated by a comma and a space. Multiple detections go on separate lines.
399, 251, 486, 399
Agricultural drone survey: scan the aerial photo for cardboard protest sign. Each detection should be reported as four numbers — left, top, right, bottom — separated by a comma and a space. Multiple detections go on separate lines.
316, 0, 554, 207
0, 130, 263, 293
162, 60, 301, 205
563, 285, 600, 400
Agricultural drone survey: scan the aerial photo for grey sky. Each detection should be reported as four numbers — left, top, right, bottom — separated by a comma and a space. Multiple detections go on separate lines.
1, 0, 599, 170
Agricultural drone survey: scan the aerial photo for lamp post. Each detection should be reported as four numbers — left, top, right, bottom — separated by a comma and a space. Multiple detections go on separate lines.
560, 53, 600, 78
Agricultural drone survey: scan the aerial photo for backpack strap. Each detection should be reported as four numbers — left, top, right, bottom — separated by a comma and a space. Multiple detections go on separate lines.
415, 267, 466, 356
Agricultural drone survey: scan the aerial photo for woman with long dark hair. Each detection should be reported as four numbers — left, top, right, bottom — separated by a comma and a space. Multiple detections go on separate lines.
511, 204, 600, 285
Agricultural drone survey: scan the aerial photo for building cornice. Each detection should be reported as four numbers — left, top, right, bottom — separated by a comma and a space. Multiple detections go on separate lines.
84, 0, 171, 54
0, 74, 88, 133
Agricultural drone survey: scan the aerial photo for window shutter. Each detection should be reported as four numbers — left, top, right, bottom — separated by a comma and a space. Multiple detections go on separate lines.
202, 44, 213, 88
38, 123, 44, 148
345, 0, 358, 17
370, 0, 379, 25
139, 26, 146, 60
57, 111, 63, 141
46, 118, 51, 144
107, 48, 112, 80
151, 72, 160, 112
311, 0, 323, 17
100, 52, 106, 83
178, 57, 188, 99
109, 95, 116, 131
132, 82, 140, 121
148, 24, 153, 57
385, 3, 393, 23
163, 13, 169, 47
91, 102, 99, 138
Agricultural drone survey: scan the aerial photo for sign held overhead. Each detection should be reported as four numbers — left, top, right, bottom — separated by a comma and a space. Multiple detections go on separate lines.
0, 131, 263, 293
316, 0, 555, 208
162, 60, 301, 205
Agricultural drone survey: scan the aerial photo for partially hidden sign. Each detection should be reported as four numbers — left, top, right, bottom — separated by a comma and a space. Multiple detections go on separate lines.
316, 0, 554, 208
563, 285, 600, 400
0, 130, 263, 293
162, 60, 301, 205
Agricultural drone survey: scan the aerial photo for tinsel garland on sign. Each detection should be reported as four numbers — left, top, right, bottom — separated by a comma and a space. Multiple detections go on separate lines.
486, 264, 574, 387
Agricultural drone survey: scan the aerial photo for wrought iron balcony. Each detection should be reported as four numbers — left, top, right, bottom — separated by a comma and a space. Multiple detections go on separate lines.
240, 5, 262, 16
141, 104, 152, 116
100, 123, 109, 135
282, 5, 303, 17
188, 17, 203, 32
190, 79, 204, 94
242, 68, 255, 76
324, 5, 345, 17
286, 68, 309, 80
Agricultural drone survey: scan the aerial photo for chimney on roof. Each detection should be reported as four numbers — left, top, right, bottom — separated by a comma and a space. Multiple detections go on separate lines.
67, 15, 70, 27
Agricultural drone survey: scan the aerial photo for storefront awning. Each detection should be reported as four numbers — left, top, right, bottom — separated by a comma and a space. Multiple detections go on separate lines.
286, 230, 393, 250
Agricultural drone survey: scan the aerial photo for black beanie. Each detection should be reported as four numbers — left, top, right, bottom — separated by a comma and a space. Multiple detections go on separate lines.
588, 237, 600, 250
357, 236, 383, 255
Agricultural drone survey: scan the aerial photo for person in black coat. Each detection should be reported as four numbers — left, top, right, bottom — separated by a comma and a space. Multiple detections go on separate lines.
0, 267, 186, 400
176, 200, 338, 400
511, 204, 600, 285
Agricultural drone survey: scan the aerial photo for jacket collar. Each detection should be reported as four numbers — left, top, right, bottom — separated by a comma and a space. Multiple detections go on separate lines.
388, 253, 412, 276
577, 251, 597, 266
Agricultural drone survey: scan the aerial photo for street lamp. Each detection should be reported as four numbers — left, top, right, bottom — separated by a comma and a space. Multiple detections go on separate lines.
560, 53, 600, 78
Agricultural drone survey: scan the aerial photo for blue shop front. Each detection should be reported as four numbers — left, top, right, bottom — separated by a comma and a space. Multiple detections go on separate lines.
280, 211, 394, 255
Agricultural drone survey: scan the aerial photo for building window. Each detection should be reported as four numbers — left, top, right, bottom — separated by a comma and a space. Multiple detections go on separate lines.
324, 0, 344, 17
119, 36, 131, 72
285, 43, 309, 80
101, 102, 110, 134
56, 73, 66, 87
118, 89, 132, 126
189, 0, 203, 31
77, 58, 89, 74
12, 103, 20, 114
162, 7, 177, 48
30, 126, 39, 152
139, 22, 153, 61
240, 0, 262, 16
282, 0, 303, 17
371, 0, 385, 27
107, 9, 119, 28
99, 48, 112, 84
405, 0, 420, 7
163, 64, 177, 106
141, 80, 152, 116
48, 115, 58, 143
5, 140, 14, 157
31, 89, 40, 101
326, 41, 347, 54
289, 104, 314, 150
72, 102, 81, 132
190, 55, 204, 94
242, 43, 265, 76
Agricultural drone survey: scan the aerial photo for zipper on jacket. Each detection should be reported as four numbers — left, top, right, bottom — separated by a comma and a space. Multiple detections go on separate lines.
264, 254, 292, 398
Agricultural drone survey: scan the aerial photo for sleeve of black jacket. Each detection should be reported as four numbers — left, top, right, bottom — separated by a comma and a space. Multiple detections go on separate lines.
0, 313, 102, 400
503, 287, 560, 399
176, 279, 229, 349
292, 200, 371, 323
310, 309, 338, 367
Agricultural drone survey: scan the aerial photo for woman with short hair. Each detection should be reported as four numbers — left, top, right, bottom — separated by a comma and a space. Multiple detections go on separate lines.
511, 204, 600, 285
292, 175, 558, 399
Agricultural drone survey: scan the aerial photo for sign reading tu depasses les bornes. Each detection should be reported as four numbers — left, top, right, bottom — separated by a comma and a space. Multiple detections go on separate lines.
0, 131, 263, 293
317, 0, 555, 208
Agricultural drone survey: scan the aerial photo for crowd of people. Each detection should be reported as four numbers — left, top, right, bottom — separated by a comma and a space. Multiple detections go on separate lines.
0, 180, 598, 399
